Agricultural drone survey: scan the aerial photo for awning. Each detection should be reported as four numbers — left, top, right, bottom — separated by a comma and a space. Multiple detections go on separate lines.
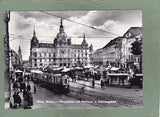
30, 70, 43, 74
52, 68, 63, 71
84, 65, 94, 68
109, 67, 120, 71
15, 69, 23, 73
61, 68, 71, 72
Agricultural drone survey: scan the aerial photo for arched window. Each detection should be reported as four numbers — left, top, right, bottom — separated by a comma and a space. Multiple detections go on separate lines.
33, 52, 37, 57
34, 63, 37, 67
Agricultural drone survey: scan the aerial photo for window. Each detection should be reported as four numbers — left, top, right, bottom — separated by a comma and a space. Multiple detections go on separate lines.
33, 52, 37, 57
44, 52, 46, 57
49, 53, 51, 57
39, 53, 42, 57
34, 59, 37, 62
34, 63, 37, 67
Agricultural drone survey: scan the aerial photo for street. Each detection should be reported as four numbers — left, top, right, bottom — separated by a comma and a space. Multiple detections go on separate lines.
10, 78, 142, 109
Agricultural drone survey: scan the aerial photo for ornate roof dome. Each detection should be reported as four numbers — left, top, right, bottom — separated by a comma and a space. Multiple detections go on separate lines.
56, 31, 67, 39
54, 18, 68, 44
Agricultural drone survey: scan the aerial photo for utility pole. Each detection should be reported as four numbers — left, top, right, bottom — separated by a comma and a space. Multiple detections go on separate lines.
4, 11, 10, 102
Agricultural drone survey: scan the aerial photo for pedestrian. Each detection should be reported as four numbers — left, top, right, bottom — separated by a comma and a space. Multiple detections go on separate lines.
13, 92, 18, 106
20, 83, 23, 92
25, 91, 30, 105
34, 84, 37, 94
27, 84, 31, 92
23, 98, 28, 109
101, 79, 105, 90
23, 89, 27, 98
92, 80, 95, 88
18, 76, 23, 84
13, 82, 17, 90
27, 75, 30, 82
17, 82, 20, 90
28, 92, 33, 106
17, 92, 22, 106
22, 82, 26, 91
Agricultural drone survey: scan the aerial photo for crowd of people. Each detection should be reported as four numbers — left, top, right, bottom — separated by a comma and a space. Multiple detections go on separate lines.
11, 73, 36, 109
66, 66, 137, 88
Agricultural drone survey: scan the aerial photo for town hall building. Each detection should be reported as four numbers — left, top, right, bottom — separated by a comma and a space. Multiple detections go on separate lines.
29, 19, 92, 69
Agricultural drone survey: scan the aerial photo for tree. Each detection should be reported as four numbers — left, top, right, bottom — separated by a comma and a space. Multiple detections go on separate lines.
131, 39, 142, 55
131, 38, 142, 73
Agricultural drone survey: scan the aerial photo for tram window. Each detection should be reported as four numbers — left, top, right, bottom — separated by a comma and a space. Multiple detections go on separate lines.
60, 78, 63, 84
44, 75, 47, 80
54, 77, 56, 83
65, 79, 68, 84
51, 77, 54, 83
47, 75, 50, 81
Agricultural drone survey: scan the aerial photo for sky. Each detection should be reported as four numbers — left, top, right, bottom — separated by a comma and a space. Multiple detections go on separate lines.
9, 10, 142, 60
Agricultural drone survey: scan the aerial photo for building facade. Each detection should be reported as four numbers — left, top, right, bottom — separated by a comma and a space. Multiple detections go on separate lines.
122, 27, 142, 70
92, 48, 103, 66
29, 19, 92, 69
10, 49, 22, 68
92, 27, 142, 70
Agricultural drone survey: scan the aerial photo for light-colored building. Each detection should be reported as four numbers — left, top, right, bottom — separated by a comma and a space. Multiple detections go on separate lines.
92, 48, 103, 66
10, 46, 23, 69
122, 27, 142, 70
29, 19, 92, 69
92, 27, 142, 70
102, 37, 123, 66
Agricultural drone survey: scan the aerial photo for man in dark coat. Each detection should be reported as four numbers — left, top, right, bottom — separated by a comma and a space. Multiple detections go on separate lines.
27, 84, 31, 91
23, 89, 27, 98
92, 80, 95, 88
17, 92, 22, 106
13, 92, 17, 105
28, 92, 33, 106
101, 79, 105, 90
34, 84, 37, 94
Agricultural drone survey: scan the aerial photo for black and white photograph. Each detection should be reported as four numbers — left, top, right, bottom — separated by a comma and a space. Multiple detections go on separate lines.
4, 10, 143, 109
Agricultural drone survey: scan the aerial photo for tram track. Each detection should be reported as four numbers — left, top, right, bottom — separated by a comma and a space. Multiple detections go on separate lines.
65, 86, 143, 108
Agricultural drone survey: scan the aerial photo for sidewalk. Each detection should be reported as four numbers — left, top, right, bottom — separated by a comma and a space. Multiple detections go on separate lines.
10, 80, 35, 109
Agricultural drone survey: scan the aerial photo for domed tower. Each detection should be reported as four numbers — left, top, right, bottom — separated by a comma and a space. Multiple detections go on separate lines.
81, 33, 88, 47
54, 18, 68, 46
30, 29, 39, 48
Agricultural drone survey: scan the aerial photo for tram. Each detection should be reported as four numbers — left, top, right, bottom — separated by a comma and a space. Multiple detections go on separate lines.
15, 70, 23, 83
31, 70, 70, 93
